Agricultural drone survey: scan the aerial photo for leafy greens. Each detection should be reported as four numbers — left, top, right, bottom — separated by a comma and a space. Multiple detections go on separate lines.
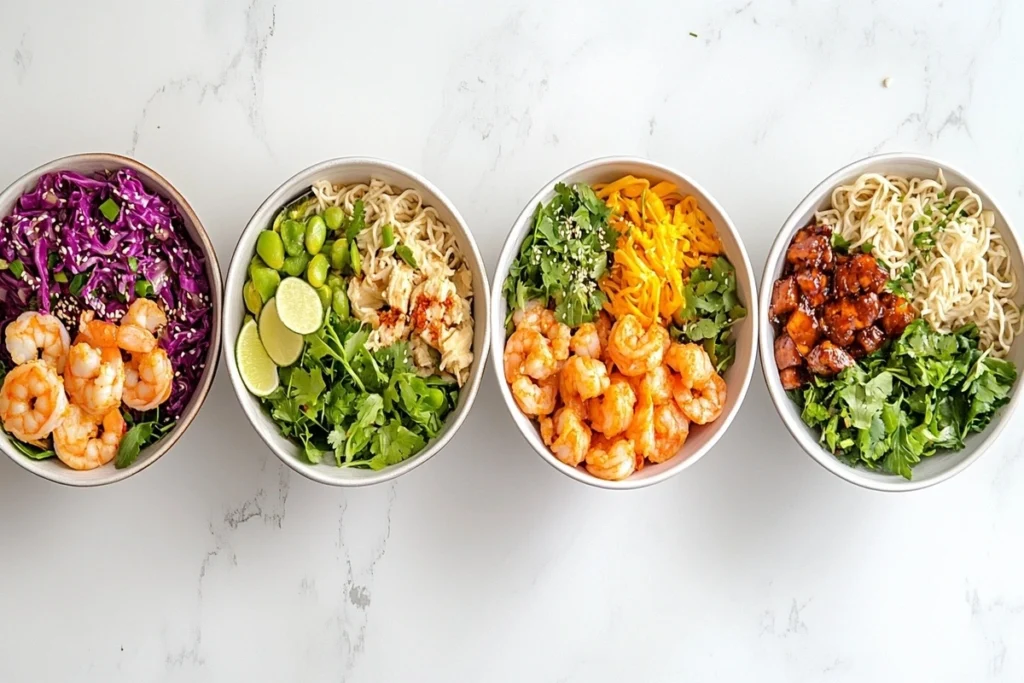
671, 256, 747, 372
502, 183, 616, 331
792, 320, 1017, 479
262, 309, 458, 470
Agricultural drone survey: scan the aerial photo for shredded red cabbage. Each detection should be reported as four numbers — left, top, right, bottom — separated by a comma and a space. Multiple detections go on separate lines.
0, 169, 213, 422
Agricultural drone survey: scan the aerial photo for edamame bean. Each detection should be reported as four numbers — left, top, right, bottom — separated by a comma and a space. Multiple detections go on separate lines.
305, 215, 327, 255
243, 280, 263, 315
315, 285, 332, 311
307, 253, 330, 288
251, 267, 281, 302
327, 273, 343, 290
282, 252, 310, 277
280, 219, 306, 257
332, 286, 350, 319
324, 205, 344, 231
330, 238, 349, 271
256, 230, 285, 269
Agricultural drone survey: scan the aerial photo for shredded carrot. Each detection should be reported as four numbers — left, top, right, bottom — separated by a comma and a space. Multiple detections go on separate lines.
595, 175, 721, 327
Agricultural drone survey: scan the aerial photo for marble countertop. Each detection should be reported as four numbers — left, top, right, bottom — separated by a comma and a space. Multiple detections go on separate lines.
2, 0, 1024, 680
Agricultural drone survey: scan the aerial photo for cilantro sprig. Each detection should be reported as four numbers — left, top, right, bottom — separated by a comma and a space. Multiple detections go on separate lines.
670, 256, 747, 372
792, 320, 1017, 479
503, 183, 616, 331
262, 309, 457, 470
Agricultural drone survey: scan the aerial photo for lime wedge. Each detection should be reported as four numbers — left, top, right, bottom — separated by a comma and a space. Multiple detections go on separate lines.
259, 298, 303, 366
236, 319, 279, 397
275, 277, 324, 335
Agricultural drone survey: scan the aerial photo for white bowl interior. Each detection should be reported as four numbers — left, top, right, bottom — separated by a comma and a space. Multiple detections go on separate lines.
491, 157, 759, 489
0, 153, 222, 486
224, 158, 490, 486
759, 153, 1024, 491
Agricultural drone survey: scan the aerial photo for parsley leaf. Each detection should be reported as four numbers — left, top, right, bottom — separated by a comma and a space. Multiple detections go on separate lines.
670, 256, 747, 372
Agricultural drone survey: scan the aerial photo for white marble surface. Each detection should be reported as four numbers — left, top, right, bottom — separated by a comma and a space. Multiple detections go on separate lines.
1, 0, 1023, 680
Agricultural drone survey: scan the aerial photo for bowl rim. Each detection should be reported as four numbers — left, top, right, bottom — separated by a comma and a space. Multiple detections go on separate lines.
223, 156, 491, 487
0, 152, 224, 487
489, 155, 759, 490
758, 151, 1024, 492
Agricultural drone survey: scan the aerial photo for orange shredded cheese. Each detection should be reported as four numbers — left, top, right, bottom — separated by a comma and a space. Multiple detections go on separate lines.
595, 175, 721, 327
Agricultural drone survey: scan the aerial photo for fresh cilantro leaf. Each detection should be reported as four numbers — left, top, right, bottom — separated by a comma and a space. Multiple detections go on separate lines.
115, 422, 155, 469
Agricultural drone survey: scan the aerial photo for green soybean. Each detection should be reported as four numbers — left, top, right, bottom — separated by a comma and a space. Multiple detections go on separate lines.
243, 280, 263, 316
350, 241, 362, 276
272, 210, 286, 232
330, 238, 349, 271
307, 253, 329, 288
251, 267, 281, 302
324, 205, 344, 231
327, 273, 344, 291
256, 230, 285, 269
382, 224, 395, 248
280, 219, 306, 257
332, 286, 350, 319
305, 215, 327, 255
282, 252, 310, 277
315, 285, 332, 311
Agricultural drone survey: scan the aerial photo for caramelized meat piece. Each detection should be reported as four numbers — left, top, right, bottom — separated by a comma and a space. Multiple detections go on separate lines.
786, 235, 834, 272
833, 253, 888, 297
857, 326, 886, 354
880, 293, 916, 337
769, 277, 799, 322
785, 305, 820, 356
805, 341, 856, 376
774, 335, 803, 370
779, 367, 806, 391
795, 270, 829, 308
822, 293, 880, 346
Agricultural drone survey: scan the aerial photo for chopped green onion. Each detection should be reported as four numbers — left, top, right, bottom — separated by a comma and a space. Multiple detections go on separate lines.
69, 272, 88, 296
10, 260, 24, 278
47, 253, 58, 269
395, 244, 418, 268
128, 256, 139, 272
99, 198, 120, 222
135, 280, 154, 298
382, 224, 395, 248
54, 272, 68, 283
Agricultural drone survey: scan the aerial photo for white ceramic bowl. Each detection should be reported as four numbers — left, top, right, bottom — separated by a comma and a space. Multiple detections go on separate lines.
491, 157, 759, 489
224, 157, 490, 486
0, 153, 223, 487
759, 152, 1024, 492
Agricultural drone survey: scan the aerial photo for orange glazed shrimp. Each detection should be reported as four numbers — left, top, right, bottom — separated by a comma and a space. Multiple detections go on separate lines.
5, 312, 71, 373
665, 342, 714, 391
588, 373, 635, 437
673, 372, 727, 425
606, 314, 670, 377
64, 343, 125, 417
511, 374, 558, 417
504, 328, 558, 383
585, 435, 636, 481
549, 405, 591, 467
648, 401, 690, 464
514, 301, 570, 361
53, 405, 125, 471
0, 360, 68, 441
559, 356, 610, 403
122, 348, 174, 411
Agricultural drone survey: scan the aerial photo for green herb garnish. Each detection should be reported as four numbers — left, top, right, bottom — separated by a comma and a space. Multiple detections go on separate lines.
670, 256, 746, 372
395, 244, 417, 268
9, 260, 24, 278
502, 183, 616, 331
792, 320, 1017, 479
135, 280, 154, 298
69, 271, 88, 296
128, 256, 139, 272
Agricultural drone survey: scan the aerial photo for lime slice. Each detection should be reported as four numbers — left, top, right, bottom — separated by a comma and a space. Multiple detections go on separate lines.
236, 319, 279, 397
259, 298, 303, 366
275, 277, 324, 335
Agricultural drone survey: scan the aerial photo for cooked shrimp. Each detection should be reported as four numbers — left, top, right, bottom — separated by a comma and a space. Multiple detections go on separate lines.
123, 348, 174, 411
588, 373, 636, 437
75, 311, 119, 348
560, 355, 610, 403
625, 394, 656, 460
53, 405, 125, 471
0, 360, 68, 441
585, 435, 636, 481
504, 328, 558, 383
570, 323, 602, 359
636, 365, 673, 405
673, 372, 727, 425
648, 402, 690, 464
511, 374, 557, 417
665, 342, 714, 390
606, 314, 670, 377
595, 311, 612, 350
64, 343, 125, 417
513, 301, 570, 361
122, 298, 167, 336
539, 415, 555, 446
117, 324, 158, 354
549, 405, 591, 467
5, 312, 71, 373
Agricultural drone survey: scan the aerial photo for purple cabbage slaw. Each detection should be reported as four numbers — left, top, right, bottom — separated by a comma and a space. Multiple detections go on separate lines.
0, 169, 213, 422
